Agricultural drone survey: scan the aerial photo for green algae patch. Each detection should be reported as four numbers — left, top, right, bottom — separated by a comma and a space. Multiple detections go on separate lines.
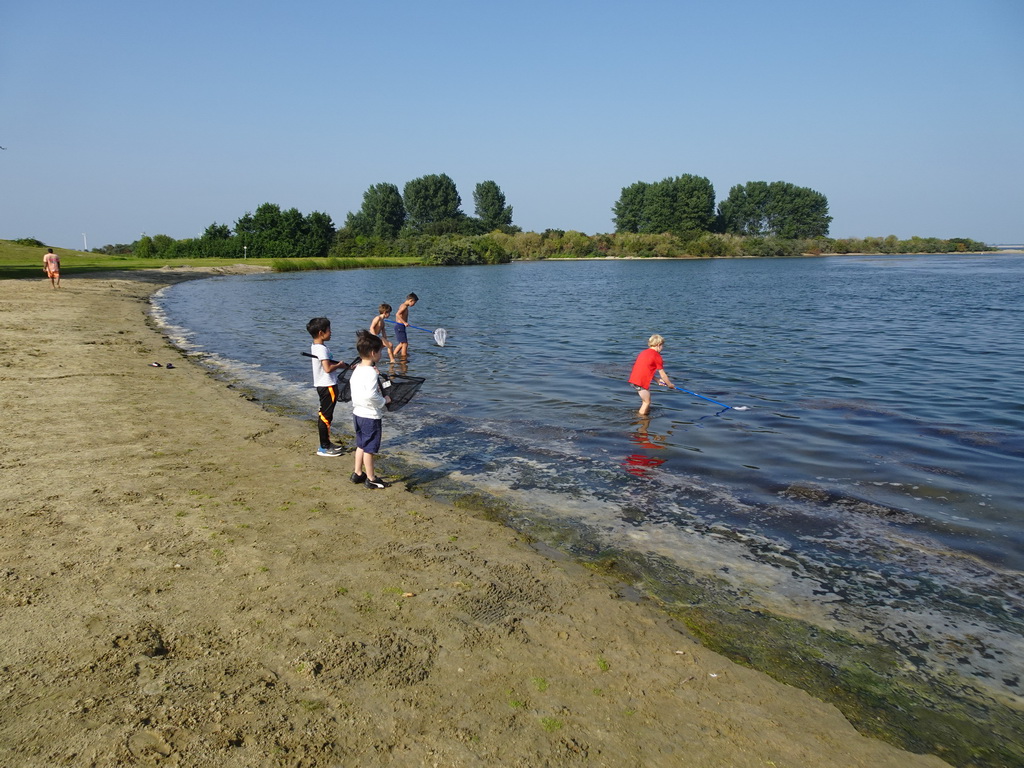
344, 461, 1024, 767
600, 547, 1024, 768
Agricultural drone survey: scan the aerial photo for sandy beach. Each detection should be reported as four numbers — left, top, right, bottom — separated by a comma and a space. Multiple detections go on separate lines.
0, 271, 951, 767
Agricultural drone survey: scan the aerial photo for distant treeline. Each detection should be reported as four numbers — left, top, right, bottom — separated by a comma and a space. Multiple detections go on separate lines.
614, 177, 832, 240
82, 172, 993, 265
92, 226, 991, 266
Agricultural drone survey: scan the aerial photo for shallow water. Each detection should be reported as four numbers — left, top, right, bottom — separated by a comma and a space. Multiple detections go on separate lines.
153, 254, 1024, 707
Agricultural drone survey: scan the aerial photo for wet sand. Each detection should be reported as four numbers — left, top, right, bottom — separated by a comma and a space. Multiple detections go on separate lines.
0, 271, 950, 767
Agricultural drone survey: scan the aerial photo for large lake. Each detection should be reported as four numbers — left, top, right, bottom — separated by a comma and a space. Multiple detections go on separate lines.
154, 254, 1023, 713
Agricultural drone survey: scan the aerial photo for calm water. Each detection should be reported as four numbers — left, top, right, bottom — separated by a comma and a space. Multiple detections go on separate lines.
153, 254, 1024, 705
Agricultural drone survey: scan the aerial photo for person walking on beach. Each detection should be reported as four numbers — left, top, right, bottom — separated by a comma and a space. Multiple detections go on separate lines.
307, 317, 350, 457
369, 303, 396, 363
43, 248, 61, 289
393, 292, 418, 359
350, 329, 392, 489
628, 334, 675, 416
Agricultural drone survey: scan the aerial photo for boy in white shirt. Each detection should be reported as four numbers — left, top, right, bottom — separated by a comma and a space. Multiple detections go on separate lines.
350, 330, 392, 489
307, 317, 349, 457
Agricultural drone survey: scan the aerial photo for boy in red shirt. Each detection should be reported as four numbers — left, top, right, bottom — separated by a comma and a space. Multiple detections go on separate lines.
628, 334, 675, 416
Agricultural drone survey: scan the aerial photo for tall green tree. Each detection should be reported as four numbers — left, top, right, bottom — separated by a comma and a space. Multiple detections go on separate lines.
302, 211, 335, 257
346, 183, 406, 239
151, 234, 175, 255
473, 180, 513, 232
280, 207, 306, 250
134, 235, 155, 258
718, 181, 831, 238
251, 203, 284, 241
613, 175, 715, 238
403, 173, 463, 232
233, 203, 334, 257
671, 174, 716, 238
717, 181, 770, 237
203, 222, 232, 240
613, 181, 649, 233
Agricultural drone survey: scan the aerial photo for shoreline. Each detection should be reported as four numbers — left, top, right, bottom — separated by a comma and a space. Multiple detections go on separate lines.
0, 270, 951, 766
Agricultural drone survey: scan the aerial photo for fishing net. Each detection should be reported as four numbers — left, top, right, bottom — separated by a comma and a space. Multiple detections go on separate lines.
337, 361, 423, 411
379, 374, 426, 412
306, 353, 425, 411
383, 319, 448, 346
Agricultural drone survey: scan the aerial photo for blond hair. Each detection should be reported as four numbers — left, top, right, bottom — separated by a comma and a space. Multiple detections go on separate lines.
648, 334, 665, 348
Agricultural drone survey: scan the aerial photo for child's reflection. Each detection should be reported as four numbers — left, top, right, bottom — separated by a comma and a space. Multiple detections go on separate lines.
622, 416, 668, 477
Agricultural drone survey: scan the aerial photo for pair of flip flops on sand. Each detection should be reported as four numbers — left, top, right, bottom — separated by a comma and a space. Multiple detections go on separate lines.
149, 362, 175, 369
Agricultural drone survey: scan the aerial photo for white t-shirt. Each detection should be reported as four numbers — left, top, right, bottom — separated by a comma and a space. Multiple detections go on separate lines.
310, 343, 339, 388
350, 364, 386, 419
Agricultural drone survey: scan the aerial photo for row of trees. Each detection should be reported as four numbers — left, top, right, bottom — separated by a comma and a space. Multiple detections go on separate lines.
91, 204, 337, 260
88, 171, 994, 264
93, 174, 517, 260
613, 176, 832, 239
345, 174, 515, 238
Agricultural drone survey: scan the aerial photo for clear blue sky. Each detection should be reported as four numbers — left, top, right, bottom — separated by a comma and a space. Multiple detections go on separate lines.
3, 0, 1022, 249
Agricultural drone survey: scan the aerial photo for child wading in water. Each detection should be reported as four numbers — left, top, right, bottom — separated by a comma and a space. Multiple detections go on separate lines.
350, 330, 392, 489
369, 303, 396, 363
628, 334, 675, 416
393, 292, 418, 358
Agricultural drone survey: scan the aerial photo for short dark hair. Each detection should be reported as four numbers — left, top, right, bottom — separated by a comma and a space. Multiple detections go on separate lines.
407, 293, 419, 301
306, 317, 331, 337
356, 328, 383, 358
378, 303, 392, 314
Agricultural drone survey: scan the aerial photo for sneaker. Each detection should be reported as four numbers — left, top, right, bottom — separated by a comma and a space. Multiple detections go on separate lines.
364, 476, 391, 489
316, 445, 344, 457
350, 472, 367, 484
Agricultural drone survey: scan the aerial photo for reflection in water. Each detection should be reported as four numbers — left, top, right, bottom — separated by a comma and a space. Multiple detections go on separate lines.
623, 416, 668, 477
385, 358, 409, 376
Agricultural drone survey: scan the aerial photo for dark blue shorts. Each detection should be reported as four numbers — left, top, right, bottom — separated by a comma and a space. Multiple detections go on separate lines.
353, 415, 382, 454
395, 323, 408, 344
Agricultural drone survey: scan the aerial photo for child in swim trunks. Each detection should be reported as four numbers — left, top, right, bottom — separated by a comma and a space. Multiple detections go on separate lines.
628, 334, 675, 416
393, 293, 418, 359
369, 303, 396, 363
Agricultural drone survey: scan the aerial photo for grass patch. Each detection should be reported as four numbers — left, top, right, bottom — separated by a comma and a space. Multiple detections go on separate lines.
0, 239, 279, 280
0, 239, 420, 280
270, 256, 421, 272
